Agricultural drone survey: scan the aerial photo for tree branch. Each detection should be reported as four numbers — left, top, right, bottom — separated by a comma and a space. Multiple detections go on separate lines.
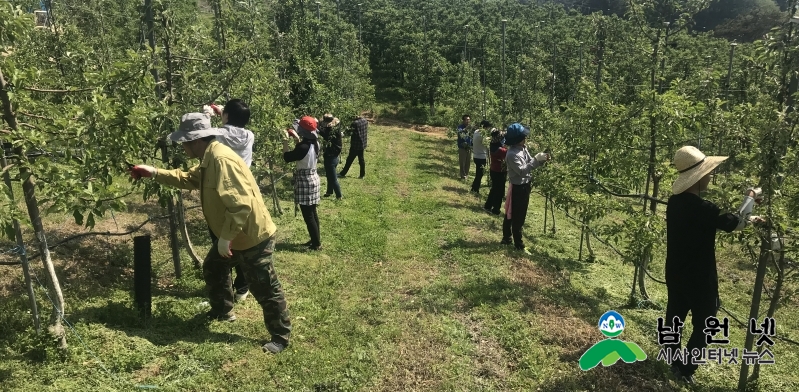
26, 213, 171, 261
588, 176, 668, 205
21, 87, 95, 93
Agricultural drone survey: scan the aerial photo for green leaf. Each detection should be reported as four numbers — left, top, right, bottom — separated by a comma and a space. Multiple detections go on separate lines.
73, 210, 84, 226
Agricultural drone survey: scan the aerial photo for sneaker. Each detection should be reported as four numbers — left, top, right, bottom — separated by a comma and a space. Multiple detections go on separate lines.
206, 311, 236, 322
336, 196, 343, 201
303, 240, 313, 246
338, 173, 347, 178
358, 176, 365, 179
307, 244, 323, 251
491, 210, 501, 216
516, 247, 532, 256
234, 291, 249, 302
482, 207, 492, 214
500, 239, 512, 245
262, 340, 288, 354
323, 193, 332, 197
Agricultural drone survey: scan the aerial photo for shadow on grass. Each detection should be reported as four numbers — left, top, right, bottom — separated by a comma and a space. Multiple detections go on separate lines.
414, 162, 453, 178
71, 300, 258, 347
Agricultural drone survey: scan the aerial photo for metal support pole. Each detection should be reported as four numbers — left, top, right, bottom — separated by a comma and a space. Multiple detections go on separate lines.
550, 41, 556, 112
481, 38, 486, 119
316, 2, 321, 53
502, 20, 507, 125
463, 24, 469, 63
357, 3, 362, 59
134, 236, 152, 320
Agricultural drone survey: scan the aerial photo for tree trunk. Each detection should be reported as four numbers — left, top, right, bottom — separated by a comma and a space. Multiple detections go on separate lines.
177, 193, 202, 269
0, 68, 47, 337
638, 176, 660, 301
737, 240, 771, 391
20, 162, 66, 348
267, 158, 283, 216
1, 150, 40, 332
752, 238, 785, 380
159, 142, 182, 279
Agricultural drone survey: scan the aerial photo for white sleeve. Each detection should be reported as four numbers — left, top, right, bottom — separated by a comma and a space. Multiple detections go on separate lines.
733, 196, 755, 231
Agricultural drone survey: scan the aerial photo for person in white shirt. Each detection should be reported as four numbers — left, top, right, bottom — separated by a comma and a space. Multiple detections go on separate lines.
470, 120, 491, 194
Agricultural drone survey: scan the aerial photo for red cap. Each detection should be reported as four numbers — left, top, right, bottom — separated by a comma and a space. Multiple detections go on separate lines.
299, 116, 318, 132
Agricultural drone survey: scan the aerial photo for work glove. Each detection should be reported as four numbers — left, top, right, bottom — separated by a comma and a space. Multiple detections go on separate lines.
130, 165, 157, 180
747, 187, 764, 203
217, 238, 232, 258
203, 104, 224, 118
534, 152, 550, 163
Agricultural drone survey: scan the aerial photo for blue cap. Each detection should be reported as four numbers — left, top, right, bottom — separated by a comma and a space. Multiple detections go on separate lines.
505, 123, 530, 145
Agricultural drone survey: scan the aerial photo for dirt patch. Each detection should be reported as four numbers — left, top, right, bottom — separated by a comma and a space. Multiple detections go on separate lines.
452, 312, 512, 388
377, 318, 448, 391
372, 118, 449, 139
509, 258, 597, 355
133, 359, 163, 381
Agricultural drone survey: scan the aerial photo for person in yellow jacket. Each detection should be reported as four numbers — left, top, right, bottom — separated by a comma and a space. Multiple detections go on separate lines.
130, 113, 291, 354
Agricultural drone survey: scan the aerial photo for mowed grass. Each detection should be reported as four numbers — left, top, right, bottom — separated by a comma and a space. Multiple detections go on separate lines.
0, 124, 798, 391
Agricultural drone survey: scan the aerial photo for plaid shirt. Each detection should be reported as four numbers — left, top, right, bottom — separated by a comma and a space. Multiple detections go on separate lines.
350, 117, 368, 150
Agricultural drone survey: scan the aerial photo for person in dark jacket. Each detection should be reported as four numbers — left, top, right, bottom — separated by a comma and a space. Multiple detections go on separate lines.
664, 146, 763, 384
319, 114, 343, 199
483, 128, 507, 215
339, 115, 368, 179
284, 117, 323, 251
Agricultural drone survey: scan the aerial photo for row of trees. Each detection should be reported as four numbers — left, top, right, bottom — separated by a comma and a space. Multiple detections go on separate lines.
343, 1, 796, 389
1, 0, 373, 347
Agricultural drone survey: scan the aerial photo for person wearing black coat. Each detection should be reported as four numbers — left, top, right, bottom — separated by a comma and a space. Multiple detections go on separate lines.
319, 114, 343, 199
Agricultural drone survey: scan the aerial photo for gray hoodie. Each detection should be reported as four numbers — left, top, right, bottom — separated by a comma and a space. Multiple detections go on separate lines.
506, 144, 545, 185
216, 124, 255, 168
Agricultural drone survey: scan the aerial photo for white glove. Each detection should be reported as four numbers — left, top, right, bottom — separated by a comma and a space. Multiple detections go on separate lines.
770, 233, 782, 251
217, 238, 232, 258
747, 187, 763, 203
203, 105, 215, 118
734, 196, 756, 231
534, 152, 550, 163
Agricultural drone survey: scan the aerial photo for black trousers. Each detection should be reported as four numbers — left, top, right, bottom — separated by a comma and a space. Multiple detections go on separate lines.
299, 204, 321, 246
471, 158, 487, 193
340, 148, 365, 177
502, 183, 531, 249
664, 285, 720, 377
209, 228, 248, 294
484, 171, 507, 214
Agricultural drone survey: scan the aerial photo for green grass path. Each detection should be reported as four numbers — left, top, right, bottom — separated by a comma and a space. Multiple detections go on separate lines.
0, 126, 797, 391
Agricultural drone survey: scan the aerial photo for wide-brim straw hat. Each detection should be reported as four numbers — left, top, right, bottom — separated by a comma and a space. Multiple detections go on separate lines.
671, 146, 728, 194
321, 113, 340, 127
168, 113, 223, 143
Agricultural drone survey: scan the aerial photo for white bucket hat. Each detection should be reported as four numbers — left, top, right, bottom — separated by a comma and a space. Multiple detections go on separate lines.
671, 146, 728, 194
167, 113, 223, 143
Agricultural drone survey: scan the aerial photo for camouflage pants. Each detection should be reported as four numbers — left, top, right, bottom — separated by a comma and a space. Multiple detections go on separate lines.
203, 235, 291, 343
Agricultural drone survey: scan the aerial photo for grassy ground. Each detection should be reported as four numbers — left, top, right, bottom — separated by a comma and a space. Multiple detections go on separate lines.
0, 124, 797, 391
